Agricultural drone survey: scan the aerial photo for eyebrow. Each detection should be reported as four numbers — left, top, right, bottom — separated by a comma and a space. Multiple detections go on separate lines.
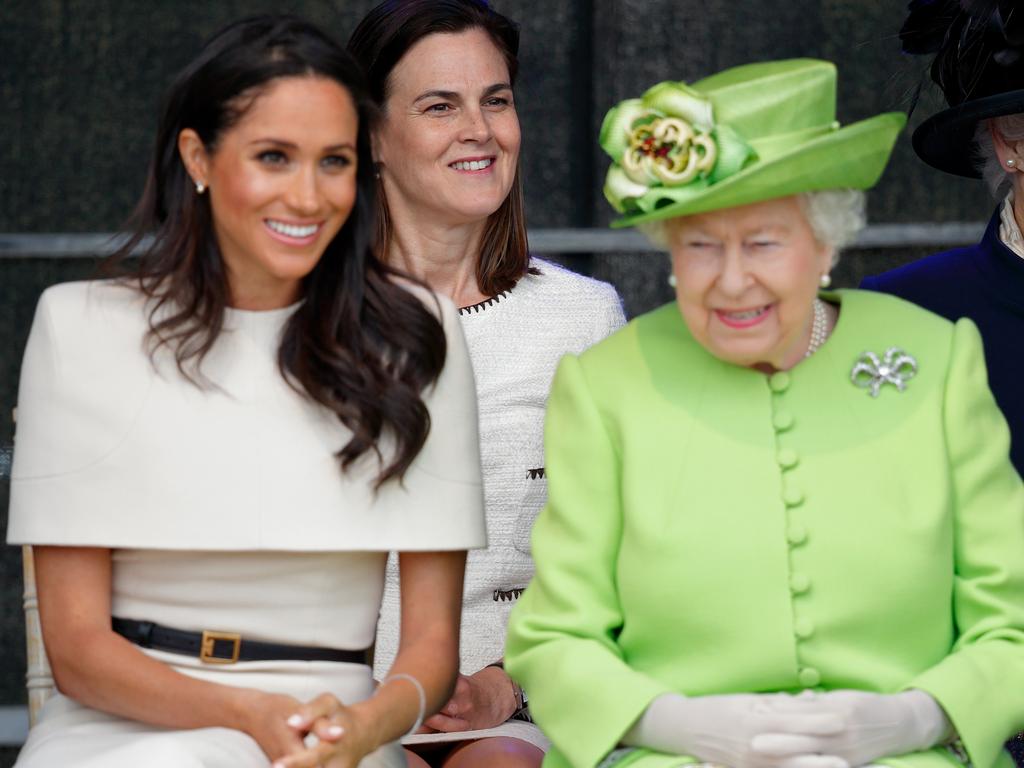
748, 225, 789, 236
248, 138, 356, 152
413, 82, 513, 103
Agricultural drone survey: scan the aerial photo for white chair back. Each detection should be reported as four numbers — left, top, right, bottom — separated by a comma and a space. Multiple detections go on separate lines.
7, 409, 55, 724
23, 545, 55, 725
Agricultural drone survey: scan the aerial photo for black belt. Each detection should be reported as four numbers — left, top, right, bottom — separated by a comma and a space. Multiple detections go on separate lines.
112, 617, 370, 666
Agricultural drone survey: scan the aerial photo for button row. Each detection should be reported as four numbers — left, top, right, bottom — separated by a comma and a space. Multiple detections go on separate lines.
771, 369, 815, 688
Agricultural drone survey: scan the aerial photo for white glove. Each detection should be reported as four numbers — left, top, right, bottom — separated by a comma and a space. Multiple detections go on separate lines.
623, 692, 851, 768
750, 690, 951, 766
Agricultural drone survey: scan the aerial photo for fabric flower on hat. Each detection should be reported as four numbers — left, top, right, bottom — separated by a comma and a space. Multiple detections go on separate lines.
600, 81, 755, 215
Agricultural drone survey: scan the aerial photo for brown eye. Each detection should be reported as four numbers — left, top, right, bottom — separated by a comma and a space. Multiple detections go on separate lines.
257, 150, 288, 165
321, 154, 352, 169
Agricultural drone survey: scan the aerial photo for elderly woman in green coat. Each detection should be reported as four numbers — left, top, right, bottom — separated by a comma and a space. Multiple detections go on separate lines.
505, 59, 1024, 768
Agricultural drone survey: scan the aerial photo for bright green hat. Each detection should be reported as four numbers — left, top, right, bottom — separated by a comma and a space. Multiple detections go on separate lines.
600, 59, 907, 228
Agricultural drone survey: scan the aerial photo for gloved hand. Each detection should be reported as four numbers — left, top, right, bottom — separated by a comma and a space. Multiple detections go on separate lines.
622, 692, 851, 768
750, 690, 951, 766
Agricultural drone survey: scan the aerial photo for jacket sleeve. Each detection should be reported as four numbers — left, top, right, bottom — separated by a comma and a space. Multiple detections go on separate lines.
506, 353, 672, 768
907, 318, 1024, 768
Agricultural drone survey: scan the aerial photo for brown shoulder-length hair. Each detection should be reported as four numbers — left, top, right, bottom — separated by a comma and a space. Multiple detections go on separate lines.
106, 14, 447, 488
348, 0, 534, 297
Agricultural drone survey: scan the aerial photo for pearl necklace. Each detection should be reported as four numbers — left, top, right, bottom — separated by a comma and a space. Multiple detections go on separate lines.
804, 298, 829, 358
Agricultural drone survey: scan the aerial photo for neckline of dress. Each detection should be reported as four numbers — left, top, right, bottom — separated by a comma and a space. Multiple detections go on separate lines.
225, 300, 303, 326
458, 285, 516, 316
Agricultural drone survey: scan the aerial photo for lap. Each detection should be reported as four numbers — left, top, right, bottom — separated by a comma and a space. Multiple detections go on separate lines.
408, 736, 543, 768
16, 693, 265, 768
17, 692, 404, 768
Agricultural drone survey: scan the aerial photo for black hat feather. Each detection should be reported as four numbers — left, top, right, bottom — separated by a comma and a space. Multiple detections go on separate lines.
901, 0, 1024, 176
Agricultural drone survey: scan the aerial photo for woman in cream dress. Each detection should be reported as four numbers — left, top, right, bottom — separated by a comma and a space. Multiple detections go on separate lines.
6, 15, 484, 768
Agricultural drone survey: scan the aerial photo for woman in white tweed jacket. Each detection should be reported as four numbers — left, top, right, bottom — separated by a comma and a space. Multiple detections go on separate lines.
348, 1, 625, 766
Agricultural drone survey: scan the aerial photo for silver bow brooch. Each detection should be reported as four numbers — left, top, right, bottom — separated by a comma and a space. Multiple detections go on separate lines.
850, 348, 918, 398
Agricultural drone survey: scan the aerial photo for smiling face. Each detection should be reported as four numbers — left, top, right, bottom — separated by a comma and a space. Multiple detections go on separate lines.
179, 75, 359, 309
667, 195, 833, 371
373, 28, 521, 228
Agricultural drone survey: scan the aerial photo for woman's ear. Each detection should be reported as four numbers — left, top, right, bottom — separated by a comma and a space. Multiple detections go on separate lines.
819, 244, 836, 274
177, 128, 210, 189
990, 120, 1020, 170
370, 124, 391, 171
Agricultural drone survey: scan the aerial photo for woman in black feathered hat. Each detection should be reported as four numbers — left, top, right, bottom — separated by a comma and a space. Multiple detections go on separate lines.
862, 0, 1024, 475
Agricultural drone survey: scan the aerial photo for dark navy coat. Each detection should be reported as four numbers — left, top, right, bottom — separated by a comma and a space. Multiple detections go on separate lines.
862, 208, 1024, 476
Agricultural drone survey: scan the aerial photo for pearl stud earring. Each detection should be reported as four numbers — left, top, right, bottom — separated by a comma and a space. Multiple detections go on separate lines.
820, 273, 832, 288
196, 181, 206, 194
1007, 158, 1017, 169
668, 274, 677, 288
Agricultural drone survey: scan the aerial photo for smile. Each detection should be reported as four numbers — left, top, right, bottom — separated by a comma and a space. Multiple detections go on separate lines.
715, 305, 772, 329
265, 219, 320, 238
450, 158, 494, 171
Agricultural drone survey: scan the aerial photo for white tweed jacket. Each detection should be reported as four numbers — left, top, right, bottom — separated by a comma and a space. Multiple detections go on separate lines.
374, 258, 626, 676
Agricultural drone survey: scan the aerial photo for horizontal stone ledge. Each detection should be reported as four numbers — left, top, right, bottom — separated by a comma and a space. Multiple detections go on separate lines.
0, 222, 988, 257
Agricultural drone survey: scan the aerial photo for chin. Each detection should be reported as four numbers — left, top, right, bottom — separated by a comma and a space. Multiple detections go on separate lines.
709, 342, 775, 368
444, 192, 509, 220
266, 255, 322, 282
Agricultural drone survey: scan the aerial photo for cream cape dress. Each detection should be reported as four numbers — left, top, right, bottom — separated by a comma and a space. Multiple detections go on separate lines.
7, 280, 487, 767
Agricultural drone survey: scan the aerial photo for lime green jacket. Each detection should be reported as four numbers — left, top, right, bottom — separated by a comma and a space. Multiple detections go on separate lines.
506, 290, 1024, 768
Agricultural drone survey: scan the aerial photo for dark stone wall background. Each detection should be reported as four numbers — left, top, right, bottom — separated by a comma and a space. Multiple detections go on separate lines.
0, 1, 1004, 764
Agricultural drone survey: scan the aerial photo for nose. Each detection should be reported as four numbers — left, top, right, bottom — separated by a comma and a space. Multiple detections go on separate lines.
717, 246, 750, 296
285, 165, 321, 216
458, 105, 492, 144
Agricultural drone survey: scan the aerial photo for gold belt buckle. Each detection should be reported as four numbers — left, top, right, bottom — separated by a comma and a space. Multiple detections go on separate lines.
200, 630, 241, 664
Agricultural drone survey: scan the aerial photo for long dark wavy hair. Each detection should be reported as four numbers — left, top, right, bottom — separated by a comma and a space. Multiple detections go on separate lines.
348, 0, 534, 297
107, 14, 446, 488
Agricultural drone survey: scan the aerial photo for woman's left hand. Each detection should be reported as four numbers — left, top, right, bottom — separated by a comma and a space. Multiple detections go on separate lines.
421, 667, 518, 732
751, 690, 951, 766
271, 693, 378, 768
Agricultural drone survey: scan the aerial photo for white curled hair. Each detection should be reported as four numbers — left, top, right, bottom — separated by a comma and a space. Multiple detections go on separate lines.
797, 189, 867, 266
974, 113, 1024, 198
639, 189, 866, 267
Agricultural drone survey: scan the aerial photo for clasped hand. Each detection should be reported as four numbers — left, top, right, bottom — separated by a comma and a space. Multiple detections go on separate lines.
628, 689, 949, 768
420, 666, 518, 733
256, 692, 374, 768
749, 690, 950, 767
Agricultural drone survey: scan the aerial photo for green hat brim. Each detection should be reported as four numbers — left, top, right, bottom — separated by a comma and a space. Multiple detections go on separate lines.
611, 111, 906, 228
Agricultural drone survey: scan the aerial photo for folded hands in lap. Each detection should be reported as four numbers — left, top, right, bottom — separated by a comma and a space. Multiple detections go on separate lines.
419, 667, 518, 733
750, 690, 950, 767
625, 689, 949, 768
258, 692, 377, 768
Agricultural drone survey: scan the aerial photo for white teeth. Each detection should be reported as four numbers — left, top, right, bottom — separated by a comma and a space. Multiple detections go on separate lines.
725, 307, 768, 320
451, 158, 493, 171
267, 220, 318, 238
